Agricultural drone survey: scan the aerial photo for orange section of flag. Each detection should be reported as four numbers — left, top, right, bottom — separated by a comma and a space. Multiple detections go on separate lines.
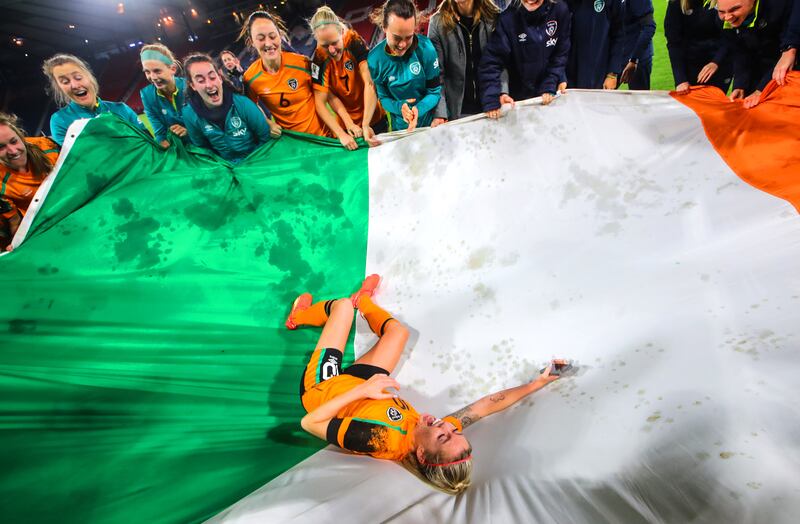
672, 71, 800, 212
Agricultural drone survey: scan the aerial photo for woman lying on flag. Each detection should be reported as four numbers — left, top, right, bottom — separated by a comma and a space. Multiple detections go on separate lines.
367, 0, 443, 132
479, 0, 572, 117
309, 5, 387, 148
43, 54, 144, 145
0, 113, 59, 251
139, 43, 188, 148
181, 53, 276, 164
287, 275, 567, 494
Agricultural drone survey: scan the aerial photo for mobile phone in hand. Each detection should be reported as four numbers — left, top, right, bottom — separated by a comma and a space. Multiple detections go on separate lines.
540, 361, 573, 376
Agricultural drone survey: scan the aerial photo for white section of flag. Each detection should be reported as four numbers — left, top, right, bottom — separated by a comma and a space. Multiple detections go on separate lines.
210, 91, 800, 523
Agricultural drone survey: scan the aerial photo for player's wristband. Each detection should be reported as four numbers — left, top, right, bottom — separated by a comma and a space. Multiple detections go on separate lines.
606, 73, 618, 79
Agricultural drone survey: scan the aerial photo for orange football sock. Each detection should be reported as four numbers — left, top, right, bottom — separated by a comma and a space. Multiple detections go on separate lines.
293, 299, 335, 327
357, 295, 394, 336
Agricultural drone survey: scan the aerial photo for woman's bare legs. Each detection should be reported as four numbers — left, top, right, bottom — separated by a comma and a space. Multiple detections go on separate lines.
313, 298, 354, 351
353, 318, 409, 374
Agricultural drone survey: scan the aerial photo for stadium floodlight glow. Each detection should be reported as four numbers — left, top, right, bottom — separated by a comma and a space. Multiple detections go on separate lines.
190, 8, 198, 17
128, 42, 136, 47
85, 39, 89, 44
117, 2, 124, 15
12, 37, 23, 46
206, 18, 211, 24
68, 24, 76, 29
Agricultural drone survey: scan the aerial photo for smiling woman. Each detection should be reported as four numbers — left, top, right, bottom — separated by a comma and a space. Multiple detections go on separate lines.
180, 53, 275, 164
367, 0, 443, 131
290, 274, 567, 494
0, 112, 59, 250
309, 5, 387, 149
240, 10, 330, 137
42, 54, 144, 145
139, 43, 188, 148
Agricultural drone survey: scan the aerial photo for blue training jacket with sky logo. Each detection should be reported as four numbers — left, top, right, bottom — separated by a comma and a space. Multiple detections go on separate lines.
478, 0, 571, 111
181, 92, 271, 164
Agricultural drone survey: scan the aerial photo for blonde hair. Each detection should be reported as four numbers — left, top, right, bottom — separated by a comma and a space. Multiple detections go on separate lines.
42, 54, 99, 107
671, 0, 693, 14
401, 447, 473, 495
0, 112, 55, 177
309, 5, 347, 34
140, 43, 179, 67
434, 0, 501, 34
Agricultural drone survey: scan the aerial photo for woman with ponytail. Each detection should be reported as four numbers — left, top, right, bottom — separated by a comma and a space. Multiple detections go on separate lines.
240, 10, 328, 137
289, 275, 567, 494
309, 6, 387, 148
367, 0, 443, 131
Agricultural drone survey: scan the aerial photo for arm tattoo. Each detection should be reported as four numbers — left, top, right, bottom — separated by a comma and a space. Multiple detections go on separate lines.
447, 404, 481, 429
489, 393, 506, 402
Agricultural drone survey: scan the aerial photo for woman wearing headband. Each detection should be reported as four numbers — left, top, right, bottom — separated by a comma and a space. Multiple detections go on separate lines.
139, 44, 188, 147
288, 275, 567, 494
240, 10, 329, 137
43, 54, 144, 145
309, 6, 387, 148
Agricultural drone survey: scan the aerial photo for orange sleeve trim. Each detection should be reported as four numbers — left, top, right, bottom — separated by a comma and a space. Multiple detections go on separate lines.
672, 72, 800, 213
337, 418, 351, 448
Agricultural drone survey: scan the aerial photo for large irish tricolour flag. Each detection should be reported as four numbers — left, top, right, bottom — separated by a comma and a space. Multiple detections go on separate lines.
3, 76, 799, 524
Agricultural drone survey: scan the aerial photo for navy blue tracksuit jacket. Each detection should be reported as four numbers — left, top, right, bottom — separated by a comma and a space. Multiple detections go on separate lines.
479, 0, 572, 111
725, 0, 798, 92
565, 0, 626, 88
619, 0, 656, 89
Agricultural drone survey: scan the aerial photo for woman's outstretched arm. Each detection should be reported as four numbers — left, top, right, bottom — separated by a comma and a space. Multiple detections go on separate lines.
446, 360, 567, 429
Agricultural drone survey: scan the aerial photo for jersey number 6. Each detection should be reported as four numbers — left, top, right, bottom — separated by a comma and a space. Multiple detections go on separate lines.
279, 93, 291, 108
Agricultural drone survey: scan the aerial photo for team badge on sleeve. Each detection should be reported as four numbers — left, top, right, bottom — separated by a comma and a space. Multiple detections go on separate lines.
287, 78, 298, 90
546, 21, 558, 37
594, 0, 605, 12
344, 60, 354, 71
386, 407, 403, 422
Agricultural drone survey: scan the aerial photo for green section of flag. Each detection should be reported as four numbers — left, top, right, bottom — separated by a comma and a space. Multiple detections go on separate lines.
0, 115, 369, 523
